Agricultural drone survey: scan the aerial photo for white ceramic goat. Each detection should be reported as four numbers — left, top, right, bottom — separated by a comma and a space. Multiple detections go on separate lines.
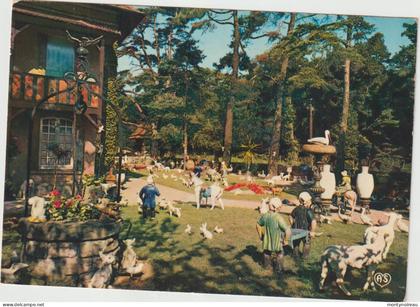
88, 250, 118, 288
319, 231, 389, 296
364, 212, 402, 260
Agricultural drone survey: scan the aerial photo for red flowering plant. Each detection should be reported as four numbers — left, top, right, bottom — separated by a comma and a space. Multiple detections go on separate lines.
46, 189, 66, 221
45, 189, 99, 222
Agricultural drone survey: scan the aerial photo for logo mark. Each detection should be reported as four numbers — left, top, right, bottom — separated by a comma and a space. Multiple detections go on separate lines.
373, 272, 392, 288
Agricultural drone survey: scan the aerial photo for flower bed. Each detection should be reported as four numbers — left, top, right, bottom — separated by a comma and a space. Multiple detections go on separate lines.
225, 182, 266, 194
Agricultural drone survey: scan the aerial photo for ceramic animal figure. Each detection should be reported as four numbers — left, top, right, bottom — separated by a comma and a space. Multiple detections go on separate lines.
308, 130, 331, 145
214, 226, 224, 233
28, 196, 46, 221
343, 190, 358, 216
319, 232, 388, 296
319, 214, 332, 224
185, 224, 192, 235
191, 174, 204, 209
200, 223, 213, 240
121, 239, 137, 270
360, 207, 374, 226
167, 203, 181, 217
364, 212, 402, 259
209, 183, 224, 210
88, 250, 118, 288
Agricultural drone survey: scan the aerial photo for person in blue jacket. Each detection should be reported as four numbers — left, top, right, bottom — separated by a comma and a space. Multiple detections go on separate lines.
139, 176, 160, 220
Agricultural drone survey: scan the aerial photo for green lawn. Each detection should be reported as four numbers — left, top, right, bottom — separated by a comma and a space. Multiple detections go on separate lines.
117, 204, 408, 301
1, 203, 408, 301
137, 169, 298, 202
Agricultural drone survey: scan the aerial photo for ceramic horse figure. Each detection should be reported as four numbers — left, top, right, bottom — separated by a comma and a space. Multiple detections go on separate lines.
190, 173, 224, 210
344, 190, 358, 217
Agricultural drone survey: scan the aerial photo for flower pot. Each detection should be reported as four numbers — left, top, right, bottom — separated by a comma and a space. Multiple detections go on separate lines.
356, 166, 374, 199
320, 164, 336, 200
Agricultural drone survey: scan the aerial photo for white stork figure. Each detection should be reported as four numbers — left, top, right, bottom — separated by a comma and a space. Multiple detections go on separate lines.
307, 130, 331, 146
360, 207, 374, 226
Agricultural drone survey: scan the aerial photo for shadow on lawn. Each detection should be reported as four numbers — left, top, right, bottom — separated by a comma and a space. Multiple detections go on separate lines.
121, 216, 289, 296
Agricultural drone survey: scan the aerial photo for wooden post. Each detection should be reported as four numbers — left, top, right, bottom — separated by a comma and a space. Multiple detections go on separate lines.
309, 103, 314, 139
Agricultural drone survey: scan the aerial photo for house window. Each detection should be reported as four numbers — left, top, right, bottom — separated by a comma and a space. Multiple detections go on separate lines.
40, 118, 73, 169
46, 38, 74, 78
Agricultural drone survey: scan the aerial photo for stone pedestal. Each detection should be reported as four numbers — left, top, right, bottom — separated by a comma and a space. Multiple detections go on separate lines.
310, 161, 325, 220
360, 198, 371, 214
302, 144, 336, 219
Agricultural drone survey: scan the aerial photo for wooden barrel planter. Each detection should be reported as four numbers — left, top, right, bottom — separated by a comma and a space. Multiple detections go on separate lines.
18, 218, 123, 283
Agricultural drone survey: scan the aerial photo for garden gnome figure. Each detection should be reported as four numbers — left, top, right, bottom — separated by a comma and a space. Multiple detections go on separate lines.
256, 202, 291, 275
337, 170, 351, 194
289, 192, 316, 258
139, 175, 160, 220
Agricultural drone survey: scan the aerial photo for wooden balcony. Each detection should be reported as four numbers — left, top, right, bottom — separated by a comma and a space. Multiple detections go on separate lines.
10, 71, 101, 108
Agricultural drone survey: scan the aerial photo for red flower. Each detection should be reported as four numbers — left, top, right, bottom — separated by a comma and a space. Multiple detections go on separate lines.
66, 199, 74, 207
75, 194, 82, 200
53, 200, 62, 209
50, 189, 61, 197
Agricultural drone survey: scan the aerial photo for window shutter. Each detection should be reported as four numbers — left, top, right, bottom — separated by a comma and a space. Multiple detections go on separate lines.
46, 38, 74, 78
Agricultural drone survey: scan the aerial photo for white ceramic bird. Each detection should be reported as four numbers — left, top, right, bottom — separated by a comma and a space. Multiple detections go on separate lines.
307, 130, 331, 146
214, 226, 224, 233
338, 210, 352, 224
320, 214, 332, 224
360, 207, 374, 226
185, 224, 192, 235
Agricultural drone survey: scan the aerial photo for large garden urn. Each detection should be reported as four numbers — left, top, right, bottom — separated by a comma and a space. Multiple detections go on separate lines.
356, 165, 374, 211
320, 164, 336, 211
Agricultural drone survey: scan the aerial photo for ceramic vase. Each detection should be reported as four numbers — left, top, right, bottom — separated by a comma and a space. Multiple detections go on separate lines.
356, 166, 374, 199
320, 164, 336, 199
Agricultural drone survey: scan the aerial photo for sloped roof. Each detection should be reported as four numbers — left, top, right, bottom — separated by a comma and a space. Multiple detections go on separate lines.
129, 125, 149, 139
13, 1, 145, 42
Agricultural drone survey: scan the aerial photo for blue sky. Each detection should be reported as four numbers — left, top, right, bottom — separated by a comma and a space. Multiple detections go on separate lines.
118, 12, 416, 71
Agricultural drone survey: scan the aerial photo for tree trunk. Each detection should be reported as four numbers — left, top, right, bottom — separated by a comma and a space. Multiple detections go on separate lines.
183, 122, 188, 170
338, 25, 352, 171
222, 10, 240, 164
267, 13, 296, 176
150, 123, 158, 159
341, 58, 351, 133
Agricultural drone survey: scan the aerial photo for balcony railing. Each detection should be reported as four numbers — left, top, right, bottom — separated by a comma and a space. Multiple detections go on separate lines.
10, 71, 101, 108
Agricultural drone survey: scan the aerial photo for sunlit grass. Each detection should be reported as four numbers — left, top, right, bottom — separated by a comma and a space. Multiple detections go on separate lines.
1, 203, 408, 301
